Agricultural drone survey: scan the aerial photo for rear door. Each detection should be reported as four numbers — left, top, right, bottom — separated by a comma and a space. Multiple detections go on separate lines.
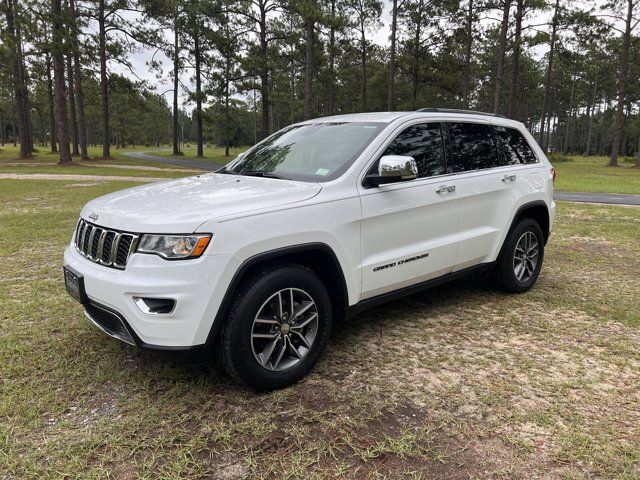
358, 122, 461, 299
444, 121, 519, 270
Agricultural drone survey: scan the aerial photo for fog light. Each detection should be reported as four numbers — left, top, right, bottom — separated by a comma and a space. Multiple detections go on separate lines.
134, 297, 175, 315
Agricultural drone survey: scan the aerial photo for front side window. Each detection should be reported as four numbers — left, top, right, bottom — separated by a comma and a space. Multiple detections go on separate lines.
381, 123, 446, 178
448, 123, 500, 172
227, 122, 384, 182
494, 126, 539, 165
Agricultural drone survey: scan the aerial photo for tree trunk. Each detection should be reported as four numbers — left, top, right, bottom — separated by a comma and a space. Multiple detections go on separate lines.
610, 0, 633, 167
98, 0, 110, 158
493, 0, 511, 114
583, 76, 597, 155
539, 0, 560, 151
507, 0, 523, 118
563, 75, 575, 154
259, 2, 270, 139
12, 104, 17, 146
387, 0, 397, 111
194, 31, 203, 157
12, 105, 16, 146
304, 0, 315, 120
4, 0, 31, 158
411, 1, 423, 110
360, 22, 367, 111
38, 112, 45, 146
635, 134, 640, 168
327, 0, 336, 115
462, 0, 473, 109
66, 53, 79, 156
225, 78, 230, 157
172, 24, 180, 155
51, 0, 71, 164
68, 0, 87, 158
45, 52, 57, 153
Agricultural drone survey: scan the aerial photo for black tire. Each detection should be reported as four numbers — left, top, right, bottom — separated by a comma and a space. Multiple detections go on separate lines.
217, 264, 332, 390
491, 218, 545, 293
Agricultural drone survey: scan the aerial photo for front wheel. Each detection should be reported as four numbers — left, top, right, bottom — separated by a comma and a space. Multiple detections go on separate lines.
217, 265, 332, 390
491, 218, 545, 293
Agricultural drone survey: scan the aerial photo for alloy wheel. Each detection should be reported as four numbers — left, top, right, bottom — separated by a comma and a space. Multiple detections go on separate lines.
250, 288, 319, 372
513, 231, 539, 282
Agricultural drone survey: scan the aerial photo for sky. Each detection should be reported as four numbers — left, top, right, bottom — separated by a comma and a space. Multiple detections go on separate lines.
107, 0, 618, 114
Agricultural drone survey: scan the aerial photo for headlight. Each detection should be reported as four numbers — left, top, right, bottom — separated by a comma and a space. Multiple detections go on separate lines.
137, 234, 212, 259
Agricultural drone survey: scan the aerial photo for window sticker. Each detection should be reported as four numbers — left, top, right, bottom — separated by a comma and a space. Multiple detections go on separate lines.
315, 168, 331, 176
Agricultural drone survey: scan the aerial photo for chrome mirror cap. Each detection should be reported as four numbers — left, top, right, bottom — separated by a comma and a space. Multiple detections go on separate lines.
378, 155, 418, 180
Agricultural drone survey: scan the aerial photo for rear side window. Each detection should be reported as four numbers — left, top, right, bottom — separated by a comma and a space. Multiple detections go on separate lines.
493, 126, 539, 165
382, 123, 446, 178
447, 123, 500, 172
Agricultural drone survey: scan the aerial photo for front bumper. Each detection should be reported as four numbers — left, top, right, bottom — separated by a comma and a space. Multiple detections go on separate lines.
64, 245, 234, 352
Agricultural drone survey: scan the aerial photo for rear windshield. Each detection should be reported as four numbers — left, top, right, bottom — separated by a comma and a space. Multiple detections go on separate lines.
227, 122, 385, 182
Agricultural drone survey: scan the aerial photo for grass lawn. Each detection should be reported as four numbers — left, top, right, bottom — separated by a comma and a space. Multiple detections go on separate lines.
0, 145, 200, 178
144, 145, 245, 165
551, 156, 640, 194
1, 144, 149, 162
1, 175, 639, 478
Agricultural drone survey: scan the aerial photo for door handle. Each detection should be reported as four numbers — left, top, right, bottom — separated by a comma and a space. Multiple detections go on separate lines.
501, 174, 516, 182
436, 185, 456, 194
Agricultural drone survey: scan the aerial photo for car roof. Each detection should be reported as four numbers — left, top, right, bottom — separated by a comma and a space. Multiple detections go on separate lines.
300, 110, 525, 129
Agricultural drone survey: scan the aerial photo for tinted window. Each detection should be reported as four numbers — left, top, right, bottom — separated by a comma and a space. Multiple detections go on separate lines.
382, 123, 445, 178
494, 126, 538, 165
448, 123, 500, 172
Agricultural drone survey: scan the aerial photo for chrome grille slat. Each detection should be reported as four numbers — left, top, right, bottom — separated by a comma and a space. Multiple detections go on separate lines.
73, 218, 139, 269
86, 227, 98, 259
96, 230, 107, 261
109, 233, 121, 265
84, 225, 93, 253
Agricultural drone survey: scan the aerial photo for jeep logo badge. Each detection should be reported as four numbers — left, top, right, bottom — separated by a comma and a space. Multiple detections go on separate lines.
88, 211, 99, 222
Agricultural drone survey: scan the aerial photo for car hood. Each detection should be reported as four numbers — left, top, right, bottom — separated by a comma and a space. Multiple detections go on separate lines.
80, 173, 322, 233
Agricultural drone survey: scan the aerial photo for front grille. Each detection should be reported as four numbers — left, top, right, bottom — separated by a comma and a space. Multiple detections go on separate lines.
74, 218, 140, 269
84, 303, 135, 345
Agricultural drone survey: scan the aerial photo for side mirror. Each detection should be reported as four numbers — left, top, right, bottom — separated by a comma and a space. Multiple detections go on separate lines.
364, 155, 418, 187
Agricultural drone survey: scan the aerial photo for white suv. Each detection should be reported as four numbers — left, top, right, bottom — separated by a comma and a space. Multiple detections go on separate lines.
63, 109, 556, 390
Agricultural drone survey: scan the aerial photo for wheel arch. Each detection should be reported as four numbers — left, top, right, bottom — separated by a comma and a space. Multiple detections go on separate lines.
203, 243, 349, 353
512, 200, 550, 243
495, 200, 550, 264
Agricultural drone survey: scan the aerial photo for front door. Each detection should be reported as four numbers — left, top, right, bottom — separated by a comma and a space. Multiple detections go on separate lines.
358, 122, 461, 300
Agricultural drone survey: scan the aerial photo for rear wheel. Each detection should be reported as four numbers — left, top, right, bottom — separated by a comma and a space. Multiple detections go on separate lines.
491, 218, 544, 293
217, 265, 332, 390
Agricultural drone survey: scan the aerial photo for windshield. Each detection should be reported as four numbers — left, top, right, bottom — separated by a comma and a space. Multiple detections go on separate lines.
226, 122, 385, 182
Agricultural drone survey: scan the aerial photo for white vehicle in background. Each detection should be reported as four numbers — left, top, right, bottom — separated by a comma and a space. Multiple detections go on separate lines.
64, 108, 556, 390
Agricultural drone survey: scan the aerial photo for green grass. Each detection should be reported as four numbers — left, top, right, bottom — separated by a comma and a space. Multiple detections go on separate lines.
1, 175, 639, 478
551, 155, 640, 194
0, 145, 202, 178
0, 164, 194, 179
1, 144, 145, 162
144, 145, 245, 164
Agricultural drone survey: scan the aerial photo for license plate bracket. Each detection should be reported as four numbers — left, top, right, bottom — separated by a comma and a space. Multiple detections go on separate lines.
63, 266, 88, 304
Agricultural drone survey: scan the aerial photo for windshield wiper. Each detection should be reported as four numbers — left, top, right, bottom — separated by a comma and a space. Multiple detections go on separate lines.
239, 170, 289, 180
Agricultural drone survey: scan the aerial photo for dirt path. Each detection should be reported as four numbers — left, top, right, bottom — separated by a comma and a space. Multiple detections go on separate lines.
0, 173, 167, 183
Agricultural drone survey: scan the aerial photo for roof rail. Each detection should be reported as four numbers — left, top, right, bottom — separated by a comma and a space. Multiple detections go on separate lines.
416, 107, 507, 118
